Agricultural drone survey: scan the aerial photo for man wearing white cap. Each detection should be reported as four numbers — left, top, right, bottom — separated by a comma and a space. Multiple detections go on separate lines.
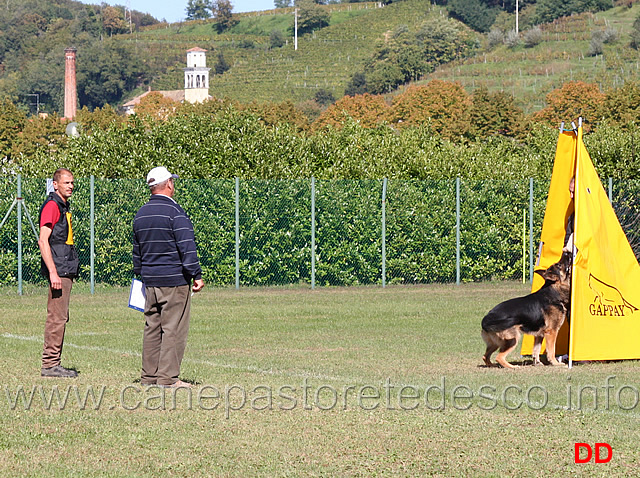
132, 166, 204, 388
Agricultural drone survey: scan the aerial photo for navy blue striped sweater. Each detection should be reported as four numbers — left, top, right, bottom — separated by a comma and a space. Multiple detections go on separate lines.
132, 194, 202, 287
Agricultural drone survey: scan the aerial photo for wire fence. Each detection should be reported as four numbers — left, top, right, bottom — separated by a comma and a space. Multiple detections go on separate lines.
1, 177, 639, 294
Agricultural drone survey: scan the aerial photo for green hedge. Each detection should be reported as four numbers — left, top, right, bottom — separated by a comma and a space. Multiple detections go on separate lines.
2, 177, 638, 288
0, 178, 539, 286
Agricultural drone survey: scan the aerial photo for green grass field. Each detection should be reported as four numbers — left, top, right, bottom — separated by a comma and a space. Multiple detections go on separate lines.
1, 283, 639, 476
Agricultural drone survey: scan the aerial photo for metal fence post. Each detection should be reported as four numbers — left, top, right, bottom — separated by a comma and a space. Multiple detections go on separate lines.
382, 178, 387, 288
235, 177, 240, 290
456, 177, 460, 285
311, 177, 316, 290
90, 175, 95, 294
608, 177, 612, 204
529, 177, 534, 283
17, 175, 22, 296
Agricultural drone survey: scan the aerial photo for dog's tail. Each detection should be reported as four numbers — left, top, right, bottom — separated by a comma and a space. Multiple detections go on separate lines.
482, 312, 521, 333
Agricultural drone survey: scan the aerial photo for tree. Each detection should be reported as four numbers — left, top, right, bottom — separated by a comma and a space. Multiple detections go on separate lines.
468, 87, 524, 138
270, 29, 286, 49
293, 0, 330, 35
214, 51, 230, 75
0, 99, 27, 163
388, 81, 472, 138
601, 82, 640, 127
213, 0, 238, 33
15, 50, 65, 114
344, 72, 367, 97
102, 6, 127, 36
186, 0, 213, 20
365, 63, 404, 95
447, 0, 499, 33
417, 18, 476, 65
134, 92, 179, 121
77, 41, 145, 110
16, 112, 67, 162
274, 0, 293, 7
533, 81, 605, 130
74, 104, 124, 134
243, 100, 309, 131
535, 0, 611, 24
361, 18, 477, 95
314, 89, 335, 107
313, 93, 388, 130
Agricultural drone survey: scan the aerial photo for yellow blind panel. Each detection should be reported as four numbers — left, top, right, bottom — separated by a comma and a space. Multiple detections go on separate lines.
520, 129, 575, 357
569, 126, 640, 361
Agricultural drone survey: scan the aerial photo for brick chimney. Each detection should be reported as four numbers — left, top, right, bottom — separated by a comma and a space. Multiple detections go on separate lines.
64, 47, 77, 120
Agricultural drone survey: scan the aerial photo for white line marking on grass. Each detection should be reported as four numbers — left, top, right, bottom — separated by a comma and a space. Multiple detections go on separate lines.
1, 333, 350, 383
2, 333, 141, 357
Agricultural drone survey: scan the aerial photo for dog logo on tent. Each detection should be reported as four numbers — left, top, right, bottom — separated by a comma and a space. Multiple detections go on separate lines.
588, 274, 639, 317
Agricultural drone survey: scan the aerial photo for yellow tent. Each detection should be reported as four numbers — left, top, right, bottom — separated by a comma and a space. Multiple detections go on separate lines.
521, 121, 640, 364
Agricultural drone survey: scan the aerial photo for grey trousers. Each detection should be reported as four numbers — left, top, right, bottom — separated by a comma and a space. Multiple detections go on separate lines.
141, 285, 191, 386
42, 278, 73, 368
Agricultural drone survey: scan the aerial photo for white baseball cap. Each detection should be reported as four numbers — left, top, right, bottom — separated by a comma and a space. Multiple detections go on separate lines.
146, 166, 178, 187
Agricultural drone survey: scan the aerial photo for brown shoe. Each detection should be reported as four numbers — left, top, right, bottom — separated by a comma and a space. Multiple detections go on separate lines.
165, 380, 192, 389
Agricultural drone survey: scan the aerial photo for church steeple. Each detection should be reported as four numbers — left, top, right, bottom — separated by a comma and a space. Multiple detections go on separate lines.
184, 47, 210, 104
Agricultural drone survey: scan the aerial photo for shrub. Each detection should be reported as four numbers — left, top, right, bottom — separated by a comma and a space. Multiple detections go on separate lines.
523, 27, 543, 48
603, 27, 618, 43
269, 29, 286, 49
237, 39, 255, 49
631, 14, 640, 49
504, 29, 520, 49
313, 89, 335, 107
588, 35, 603, 56
487, 28, 504, 49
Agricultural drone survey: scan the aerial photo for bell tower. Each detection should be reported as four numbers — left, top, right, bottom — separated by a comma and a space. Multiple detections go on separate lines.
184, 47, 210, 104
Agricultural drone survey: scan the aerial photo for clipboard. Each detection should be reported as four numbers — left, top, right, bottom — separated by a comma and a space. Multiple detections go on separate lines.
128, 279, 146, 312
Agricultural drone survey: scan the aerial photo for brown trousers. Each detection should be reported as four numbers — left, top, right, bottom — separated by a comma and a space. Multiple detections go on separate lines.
141, 285, 191, 386
42, 277, 73, 369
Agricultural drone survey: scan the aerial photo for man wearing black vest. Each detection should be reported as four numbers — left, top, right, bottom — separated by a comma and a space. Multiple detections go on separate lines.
38, 168, 79, 378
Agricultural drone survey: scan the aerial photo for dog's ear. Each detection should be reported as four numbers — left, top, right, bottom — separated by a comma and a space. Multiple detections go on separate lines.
538, 268, 560, 283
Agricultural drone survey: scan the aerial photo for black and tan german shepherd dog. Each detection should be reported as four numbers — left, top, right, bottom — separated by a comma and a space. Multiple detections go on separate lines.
481, 251, 572, 368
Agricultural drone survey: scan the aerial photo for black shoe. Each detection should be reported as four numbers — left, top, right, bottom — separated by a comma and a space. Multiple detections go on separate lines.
41, 365, 78, 378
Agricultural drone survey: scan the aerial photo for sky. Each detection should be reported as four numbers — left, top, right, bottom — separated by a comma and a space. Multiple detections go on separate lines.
79, 0, 276, 24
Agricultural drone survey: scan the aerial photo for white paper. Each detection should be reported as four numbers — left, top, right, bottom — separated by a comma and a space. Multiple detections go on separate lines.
128, 279, 146, 312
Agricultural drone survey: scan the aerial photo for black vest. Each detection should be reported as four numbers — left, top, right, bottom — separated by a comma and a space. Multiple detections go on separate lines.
39, 192, 79, 279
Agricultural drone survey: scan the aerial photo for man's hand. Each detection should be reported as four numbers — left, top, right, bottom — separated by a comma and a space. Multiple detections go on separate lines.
192, 279, 205, 293
49, 272, 62, 290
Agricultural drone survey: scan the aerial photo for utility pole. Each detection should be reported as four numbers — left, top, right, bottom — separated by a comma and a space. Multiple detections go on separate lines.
515, 0, 519, 35
126, 0, 133, 34
294, 8, 298, 51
